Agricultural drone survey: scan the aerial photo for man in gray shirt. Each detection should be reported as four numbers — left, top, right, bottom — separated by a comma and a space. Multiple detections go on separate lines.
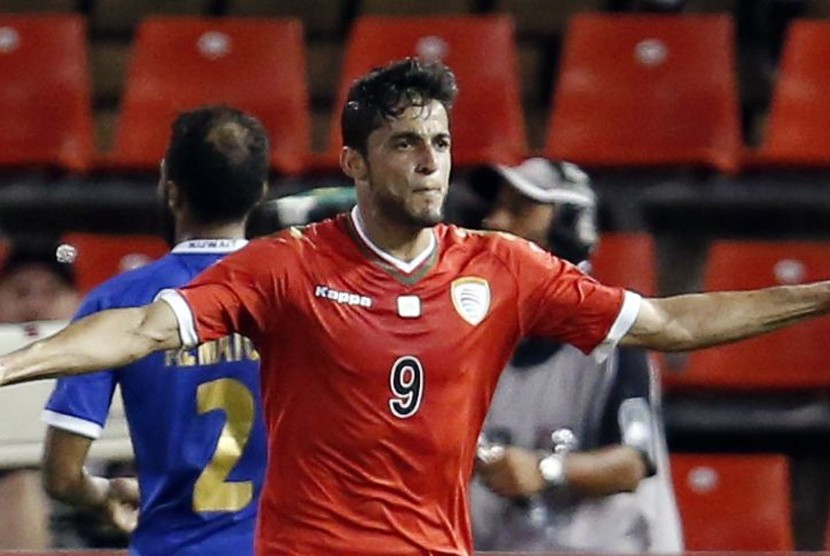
469, 158, 683, 552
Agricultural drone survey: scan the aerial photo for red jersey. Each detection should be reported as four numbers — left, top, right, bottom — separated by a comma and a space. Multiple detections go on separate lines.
167, 213, 637, 555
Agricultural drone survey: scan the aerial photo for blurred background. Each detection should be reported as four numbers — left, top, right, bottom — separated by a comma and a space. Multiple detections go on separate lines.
0, 0, 830, 552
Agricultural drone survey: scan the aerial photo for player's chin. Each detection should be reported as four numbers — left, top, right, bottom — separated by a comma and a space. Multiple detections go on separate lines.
408, 204, 444, 226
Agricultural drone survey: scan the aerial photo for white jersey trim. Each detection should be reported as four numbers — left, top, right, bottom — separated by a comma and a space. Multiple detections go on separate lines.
41, 410, 102, 439
155, 290, 199, 348
590, 290, 642, 363
351, 207, 436, 273
171, 239, 248, 254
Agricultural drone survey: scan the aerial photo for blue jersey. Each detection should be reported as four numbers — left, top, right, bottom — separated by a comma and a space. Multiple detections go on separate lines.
44, 239, 266, 556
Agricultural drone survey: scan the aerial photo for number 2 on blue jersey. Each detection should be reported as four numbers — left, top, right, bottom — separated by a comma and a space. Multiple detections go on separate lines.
193, 378, 256, 512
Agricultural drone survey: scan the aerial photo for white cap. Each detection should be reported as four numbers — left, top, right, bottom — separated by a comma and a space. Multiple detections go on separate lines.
494, 158, 595, 208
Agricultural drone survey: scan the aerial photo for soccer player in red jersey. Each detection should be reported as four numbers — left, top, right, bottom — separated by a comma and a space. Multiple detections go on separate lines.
4, 59, 830, 555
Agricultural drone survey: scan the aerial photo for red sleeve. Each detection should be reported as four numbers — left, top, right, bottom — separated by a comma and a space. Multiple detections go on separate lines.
176, 238, 288, 345
502, 236, 626, 354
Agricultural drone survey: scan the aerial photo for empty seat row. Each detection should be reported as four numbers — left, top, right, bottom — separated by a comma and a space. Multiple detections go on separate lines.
2, 13, 830, 175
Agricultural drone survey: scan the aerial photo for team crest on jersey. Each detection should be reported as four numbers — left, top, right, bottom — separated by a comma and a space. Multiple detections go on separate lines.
451, 277, 491, 326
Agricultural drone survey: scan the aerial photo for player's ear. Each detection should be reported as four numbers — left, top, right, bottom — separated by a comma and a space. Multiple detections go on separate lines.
341, 147, 368, 181
166, 181, 183, 212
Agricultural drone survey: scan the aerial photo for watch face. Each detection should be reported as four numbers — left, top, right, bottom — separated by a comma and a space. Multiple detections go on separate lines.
539, 454, 565, 486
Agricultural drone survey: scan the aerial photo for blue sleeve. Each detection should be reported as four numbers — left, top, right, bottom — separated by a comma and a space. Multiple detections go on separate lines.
43, 293, 118, 438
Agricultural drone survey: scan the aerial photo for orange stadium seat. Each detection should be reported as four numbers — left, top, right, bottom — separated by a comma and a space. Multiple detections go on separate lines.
754, 20, 830, 167
0, 14, 93, 172
61, 233, 169, 294
663, 240, 830, 390
591, 232, 656, 296
672, 453, 794, 550
107, 17, 310, 175
322, 15, 527, 168
545, 14, 741, 173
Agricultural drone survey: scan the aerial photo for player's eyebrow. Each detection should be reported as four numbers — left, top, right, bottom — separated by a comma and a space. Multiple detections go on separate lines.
389, 131, 452, 143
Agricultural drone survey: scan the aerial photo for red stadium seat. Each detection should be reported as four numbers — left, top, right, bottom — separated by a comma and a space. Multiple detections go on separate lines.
61, 233, 169, 294
754, 20, 830, 167
672, 453, 793, 550
107, 17, 310, 175
663, 240, 830, 390
545, 14, 741, 173
0, 14, 93, 172
591, 232, 656, 296
322, 15, 527, 168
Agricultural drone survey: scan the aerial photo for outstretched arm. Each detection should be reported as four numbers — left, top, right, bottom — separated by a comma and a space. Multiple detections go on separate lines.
621, 282, 830, 351
0, 300, 181, 385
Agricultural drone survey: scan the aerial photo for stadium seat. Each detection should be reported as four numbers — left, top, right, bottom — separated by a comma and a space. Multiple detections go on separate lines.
322, 15, 527, 169
663, 240, 830, 390
107, 17, 310, 175
591, 233, 656, 296
0, 14, 93, 172
754, 20, 830, 167
61, 233, 169, 294
671, 453, 793, 550
544, 14, 741, 173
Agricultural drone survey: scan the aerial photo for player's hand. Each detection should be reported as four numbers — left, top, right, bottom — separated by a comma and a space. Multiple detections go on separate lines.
477, 446, 546, 498
101, 477, 140, 533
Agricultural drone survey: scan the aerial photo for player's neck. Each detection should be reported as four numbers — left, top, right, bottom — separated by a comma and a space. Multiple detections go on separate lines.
175, 219, 247, 243
354, 206, 433, 263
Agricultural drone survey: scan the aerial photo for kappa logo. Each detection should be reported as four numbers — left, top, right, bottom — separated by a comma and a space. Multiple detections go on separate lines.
451, 277, 491, 326
314, 285, 373, 308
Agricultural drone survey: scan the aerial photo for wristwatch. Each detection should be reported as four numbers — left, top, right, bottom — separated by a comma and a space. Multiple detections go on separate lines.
537, 452, 567, 488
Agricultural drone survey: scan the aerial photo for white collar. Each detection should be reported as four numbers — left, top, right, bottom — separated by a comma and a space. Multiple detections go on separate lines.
171, 239, 249, 254
351, 206, 436, 274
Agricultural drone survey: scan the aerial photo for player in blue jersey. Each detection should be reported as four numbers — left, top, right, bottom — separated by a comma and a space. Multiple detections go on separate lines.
40, 105, 269, 555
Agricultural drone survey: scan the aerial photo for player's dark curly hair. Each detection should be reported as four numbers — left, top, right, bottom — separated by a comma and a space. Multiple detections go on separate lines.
341, 58, 458, 155
165, 105, 269, 224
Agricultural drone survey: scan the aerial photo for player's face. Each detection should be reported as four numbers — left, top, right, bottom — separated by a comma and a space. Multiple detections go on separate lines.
483, 185, 556, 248
363, 100, 452, 228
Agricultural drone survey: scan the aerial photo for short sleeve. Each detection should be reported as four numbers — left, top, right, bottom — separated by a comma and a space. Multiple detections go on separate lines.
159, 239, 284, 348
42, 294, 117, 439
506, 236, 640, 358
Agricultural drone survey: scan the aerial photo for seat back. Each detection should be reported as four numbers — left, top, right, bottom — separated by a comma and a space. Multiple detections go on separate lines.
545, 13, 741, 173
61, 233, 169, 294
671, 453, 793, 550
0, 14, 93, 172
591, 232, 656, 296
664, 240, 830, 390
327, 15, 526, 167
758, 20, 830, 166
112, 16, 310, 174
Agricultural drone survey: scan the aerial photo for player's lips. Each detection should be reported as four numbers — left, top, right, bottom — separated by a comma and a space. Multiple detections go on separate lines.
412, 186, 444, 196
